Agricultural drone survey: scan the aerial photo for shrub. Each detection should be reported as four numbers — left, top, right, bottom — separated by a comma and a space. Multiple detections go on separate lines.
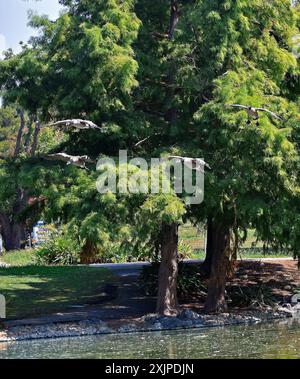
178, 240, 194, 261
138, 262, 207, 299
35, 232, 81, 265
227, 284, 276, 308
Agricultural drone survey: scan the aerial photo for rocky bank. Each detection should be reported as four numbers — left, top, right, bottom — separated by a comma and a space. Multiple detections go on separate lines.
1, 304, 300, 343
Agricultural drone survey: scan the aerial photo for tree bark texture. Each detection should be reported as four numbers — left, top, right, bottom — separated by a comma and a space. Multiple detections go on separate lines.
156, 222, 180, 316
204, 223, 230, 314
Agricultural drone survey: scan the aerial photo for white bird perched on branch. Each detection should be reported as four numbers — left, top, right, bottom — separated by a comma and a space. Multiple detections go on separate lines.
165, 156, 211, 173
225, 104, 283, 125
45, 153, 95, 170
48, 119, 102, 132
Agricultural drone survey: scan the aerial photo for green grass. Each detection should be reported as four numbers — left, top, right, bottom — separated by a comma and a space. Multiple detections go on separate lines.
237, 248, 292, 259
191, 250, 206, 259
179, 226, 206, 251
191, 248, 291, 260
180, 226, 290, 258
1, 249, 36, 266
0, 266, 113, 320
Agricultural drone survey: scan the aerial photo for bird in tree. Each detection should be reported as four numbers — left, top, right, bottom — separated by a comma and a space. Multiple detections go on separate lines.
48, 119, 102, 132
226, 104, 284, 126
45, 153, 95, 170
166, 156, 211, 173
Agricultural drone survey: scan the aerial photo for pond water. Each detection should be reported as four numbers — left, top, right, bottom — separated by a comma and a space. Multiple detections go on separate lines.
0, 318, 300, 359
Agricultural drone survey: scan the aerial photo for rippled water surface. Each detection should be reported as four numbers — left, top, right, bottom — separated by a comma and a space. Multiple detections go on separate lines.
0, 318, 300, 359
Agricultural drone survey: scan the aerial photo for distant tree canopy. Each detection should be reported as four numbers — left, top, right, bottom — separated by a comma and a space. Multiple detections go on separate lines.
0, 0, 299, 314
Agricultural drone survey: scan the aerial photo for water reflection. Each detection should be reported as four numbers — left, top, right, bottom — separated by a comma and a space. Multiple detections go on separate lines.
0, 318, 299, 359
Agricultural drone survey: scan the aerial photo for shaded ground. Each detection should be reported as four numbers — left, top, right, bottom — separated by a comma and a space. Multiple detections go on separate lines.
231, 260, 300, 296
181, 260, 300, 312
0, 266, 113, 320
2, 259, 299, 329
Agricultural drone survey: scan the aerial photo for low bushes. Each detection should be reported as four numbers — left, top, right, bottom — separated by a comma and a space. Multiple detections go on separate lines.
227, 284, 276, 308
139, 262, 278, 308
138, 262, 207, 299
35, 232, 81, 265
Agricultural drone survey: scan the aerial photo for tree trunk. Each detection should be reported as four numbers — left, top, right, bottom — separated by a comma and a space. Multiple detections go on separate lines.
155, 3, 181, 317
204, 223, 230, 314
0, 188, 28, 251
201, 218, 214, 278
164, 1, 180, 125
24, 116, 34, 154
30, 120, 41, 157
80, 239, 98, 264
0, 214, 26, 251
168, 0, 180, 40
9, 223, 26, 250
156, 222, 180, 316
14, 109, 25, 157
0, 214, 11, 250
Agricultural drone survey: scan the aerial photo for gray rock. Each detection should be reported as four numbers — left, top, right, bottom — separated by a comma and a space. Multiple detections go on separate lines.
142, 314, 160, 323
180, 309, 201, 320
151, 322, 163, 330
158, 316, 185, 329
118, 324, 138, 333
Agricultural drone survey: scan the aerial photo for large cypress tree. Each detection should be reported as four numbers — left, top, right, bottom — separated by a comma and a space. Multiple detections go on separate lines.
0, 0, 299, 315
134, 0, 300, 312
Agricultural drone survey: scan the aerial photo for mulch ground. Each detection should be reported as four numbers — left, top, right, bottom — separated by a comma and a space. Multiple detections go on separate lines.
231, 260, 300, 296
182, 260, 300, 311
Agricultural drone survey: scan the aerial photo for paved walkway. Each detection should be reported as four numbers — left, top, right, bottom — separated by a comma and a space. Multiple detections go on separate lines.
91, 258, 294, 276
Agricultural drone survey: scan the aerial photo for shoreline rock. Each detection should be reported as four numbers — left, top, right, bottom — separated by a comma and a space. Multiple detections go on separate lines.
1, 305, 300, 343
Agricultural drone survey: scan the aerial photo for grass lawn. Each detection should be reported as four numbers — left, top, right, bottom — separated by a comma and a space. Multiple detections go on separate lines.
1, 249, 36, 266
180, 225, 291, 259
191, 249, 292, 260
0, 265, 114, 320
0, 228, 290, 321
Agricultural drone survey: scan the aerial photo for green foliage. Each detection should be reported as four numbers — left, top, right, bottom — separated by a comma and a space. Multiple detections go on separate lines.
139, 263, 207, 298
38, 163, 186, 262
227, 284, 276, 309
178, 240, 193, 261
35, 231, 81, 265
0, 0, 299, 263
0, 106, 19, 157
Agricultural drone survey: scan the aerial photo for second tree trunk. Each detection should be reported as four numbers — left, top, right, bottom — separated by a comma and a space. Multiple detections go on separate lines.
156, 222, 180, 316
204, 223, 230, 314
